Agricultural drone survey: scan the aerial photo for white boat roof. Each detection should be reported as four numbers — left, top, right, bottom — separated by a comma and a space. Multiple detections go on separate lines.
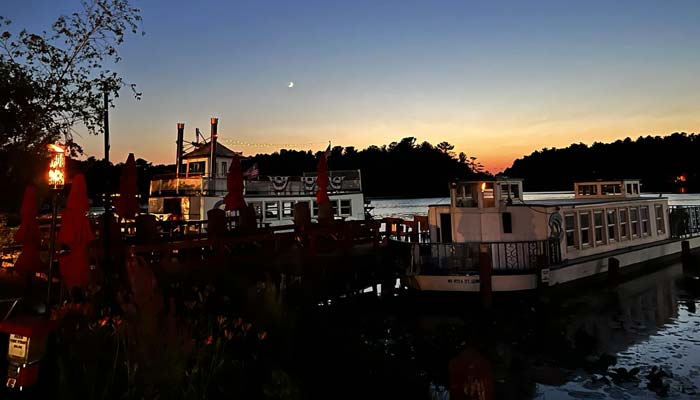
515, 196, 667, 207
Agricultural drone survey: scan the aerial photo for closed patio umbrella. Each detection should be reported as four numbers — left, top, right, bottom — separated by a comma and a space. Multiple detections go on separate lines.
223, 153, 246, 212
114, 153, 139, 220
316, 152, 330, 205
14, 186, 43, 278
57, 174, 94, 290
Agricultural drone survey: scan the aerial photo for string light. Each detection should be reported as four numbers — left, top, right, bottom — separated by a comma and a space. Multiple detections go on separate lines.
218, 138, 327, 149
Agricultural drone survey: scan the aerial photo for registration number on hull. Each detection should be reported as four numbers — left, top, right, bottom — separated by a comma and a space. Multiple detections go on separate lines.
447, 277, 480, 285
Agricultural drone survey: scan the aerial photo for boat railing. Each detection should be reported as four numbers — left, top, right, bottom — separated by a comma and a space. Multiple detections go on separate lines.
149, 176, 227, 196
669, 205, 700, 239
407, 239, 561, 276
149, 170, 362, 197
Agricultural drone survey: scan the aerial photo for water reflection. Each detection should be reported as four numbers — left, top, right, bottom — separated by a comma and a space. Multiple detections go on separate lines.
535, 264, 700, 399
297, 261, 700, 399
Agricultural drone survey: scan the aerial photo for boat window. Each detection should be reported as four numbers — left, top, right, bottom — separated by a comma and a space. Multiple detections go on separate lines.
500, 184, 510, 199
579, 212, 591, 247
578, 184, 597, 196
655, 204, 665, 234
220, 162, 227, 176
332, 200, 339, 216
188, 161, 205, 176
455, 183, 476, 207
619, 209, 628, 239
633, 184, 640, 194
265, 201, 279, 220
565, 213, 576, 248
340, 199, 352, 215
483, 182, 495, 207
630, 208, 639, 237
626, 183, 633, 195
282, 201, 294, 218
641, 206, 649, 235
601, 184, 621, 195
499, 184, 521, 200
312, 201, 319, 217
607, 210, 617, 242
502, 212, 512, 234
511, 184, 520, 199
594, 211, 604, 244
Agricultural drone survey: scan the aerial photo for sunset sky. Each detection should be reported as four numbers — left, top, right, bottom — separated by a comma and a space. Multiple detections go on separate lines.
6, 0, 700, 172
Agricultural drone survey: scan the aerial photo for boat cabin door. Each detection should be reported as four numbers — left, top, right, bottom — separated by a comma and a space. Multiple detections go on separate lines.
439, 213, 452, 243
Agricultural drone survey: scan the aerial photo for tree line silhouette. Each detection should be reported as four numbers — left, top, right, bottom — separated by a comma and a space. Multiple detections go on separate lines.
246, 137, 483, 198
0, 137, 483, 216
503, 132, 698, 192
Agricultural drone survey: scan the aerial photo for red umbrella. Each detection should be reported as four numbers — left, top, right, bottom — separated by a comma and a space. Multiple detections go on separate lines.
57, 174, 94, 290
13, 186, 43, 277
223, 154, 247, 212
114, 153, 139, 220
316, 153, 330, 205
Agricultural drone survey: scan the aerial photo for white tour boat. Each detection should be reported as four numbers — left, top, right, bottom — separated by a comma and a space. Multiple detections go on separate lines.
404, 177, 700, 292
147, 120, 365, 225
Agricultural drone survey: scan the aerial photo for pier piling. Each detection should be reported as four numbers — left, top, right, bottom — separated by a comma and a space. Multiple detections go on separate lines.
681, 240, 692, 271
478, 244, 493, 308
608, 257, 620, 284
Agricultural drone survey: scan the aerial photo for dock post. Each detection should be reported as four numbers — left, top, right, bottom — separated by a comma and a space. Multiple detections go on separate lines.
478, 244, 493, 308
608, 257, 620, 285
681, 240, 691, 271
536, 255, 550, 303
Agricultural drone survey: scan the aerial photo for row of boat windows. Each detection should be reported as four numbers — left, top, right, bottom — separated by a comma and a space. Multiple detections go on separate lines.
577, 182, 639, 196
248, 199, 353, 220
184, 161, 229, 177
564, 204, 665, 249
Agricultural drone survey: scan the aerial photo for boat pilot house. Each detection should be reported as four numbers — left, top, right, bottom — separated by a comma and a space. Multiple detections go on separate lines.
411, 178, 680, 293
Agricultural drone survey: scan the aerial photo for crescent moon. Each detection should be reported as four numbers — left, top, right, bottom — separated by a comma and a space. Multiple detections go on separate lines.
288, 81, 294, 88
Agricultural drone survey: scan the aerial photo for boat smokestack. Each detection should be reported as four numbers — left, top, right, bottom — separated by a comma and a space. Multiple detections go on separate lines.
176, 122, 185, 194
210, 117, 218, 179
176, 122, 185, 176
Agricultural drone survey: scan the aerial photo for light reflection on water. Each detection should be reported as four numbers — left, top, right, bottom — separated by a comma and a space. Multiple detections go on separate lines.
534, 263, 700, 399
301, 261, 700, 399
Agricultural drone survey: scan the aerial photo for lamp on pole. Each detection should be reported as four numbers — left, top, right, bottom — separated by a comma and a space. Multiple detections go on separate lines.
46, 144, 66, 309
102, 89, 113, 280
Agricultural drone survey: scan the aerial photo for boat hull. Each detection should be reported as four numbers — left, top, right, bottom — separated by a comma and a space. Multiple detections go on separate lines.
405, 236, 700, 292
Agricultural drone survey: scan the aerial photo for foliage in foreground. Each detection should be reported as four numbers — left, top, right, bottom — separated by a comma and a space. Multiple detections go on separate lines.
51, 256, 298, 400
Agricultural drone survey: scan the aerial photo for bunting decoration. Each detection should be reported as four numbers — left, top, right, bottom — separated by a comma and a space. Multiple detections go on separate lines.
270, 176, 289, 192
330, 176, 345, 191
302, 176, 317, 192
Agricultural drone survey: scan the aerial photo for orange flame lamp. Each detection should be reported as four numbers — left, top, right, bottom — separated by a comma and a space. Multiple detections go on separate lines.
0, 316, 58, 390
48, 144, 66, 190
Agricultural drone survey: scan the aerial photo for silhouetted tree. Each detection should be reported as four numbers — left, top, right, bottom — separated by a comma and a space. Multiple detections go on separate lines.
503, 133, 699, 192
0, 0, 143, 154
0, 0, 143, 212
436, 141, 455, 156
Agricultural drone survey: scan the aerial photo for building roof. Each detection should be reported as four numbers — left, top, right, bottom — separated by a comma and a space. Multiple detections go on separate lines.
182, 142, 239, 159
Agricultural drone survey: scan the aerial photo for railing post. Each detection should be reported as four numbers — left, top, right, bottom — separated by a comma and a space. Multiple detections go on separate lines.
478, 243, 492, 308
681, 240, 692, 271
608, 257, 620, 285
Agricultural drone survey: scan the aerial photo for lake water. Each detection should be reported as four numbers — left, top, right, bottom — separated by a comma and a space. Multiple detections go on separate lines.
303, 193, 700, 399
301, 257, 700, 400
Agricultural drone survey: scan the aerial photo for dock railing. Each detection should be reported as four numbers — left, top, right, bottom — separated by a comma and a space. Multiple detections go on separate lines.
407, 239, 561, 276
